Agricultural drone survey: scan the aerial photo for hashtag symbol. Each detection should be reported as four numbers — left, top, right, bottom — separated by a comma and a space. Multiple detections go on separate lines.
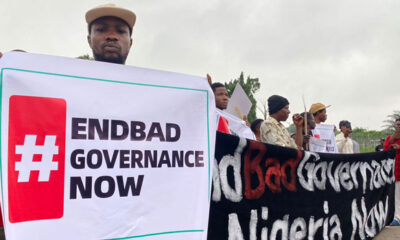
15, 135, 59, 182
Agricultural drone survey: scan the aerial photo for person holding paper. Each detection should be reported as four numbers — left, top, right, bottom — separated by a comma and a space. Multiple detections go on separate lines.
260, 95, 304, 149
309, 102, 330, 124
310, 102, 338, 153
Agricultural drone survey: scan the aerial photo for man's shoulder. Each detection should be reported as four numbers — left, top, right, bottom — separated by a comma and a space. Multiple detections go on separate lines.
264, 117, 280, 125
261, 118, 279, 129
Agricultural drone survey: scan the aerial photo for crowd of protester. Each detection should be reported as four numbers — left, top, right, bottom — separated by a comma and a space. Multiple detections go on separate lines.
212, 90, 400, 228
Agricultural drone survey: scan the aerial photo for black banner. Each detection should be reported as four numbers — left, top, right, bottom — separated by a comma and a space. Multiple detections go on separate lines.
208, 132, 395, 240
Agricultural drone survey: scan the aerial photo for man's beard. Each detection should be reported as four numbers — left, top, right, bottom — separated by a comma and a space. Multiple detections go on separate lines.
93, 53, 126, 64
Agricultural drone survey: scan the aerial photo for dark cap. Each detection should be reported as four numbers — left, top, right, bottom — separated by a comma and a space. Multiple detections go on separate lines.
268, 95, 289, 115
339, 120, 352, 130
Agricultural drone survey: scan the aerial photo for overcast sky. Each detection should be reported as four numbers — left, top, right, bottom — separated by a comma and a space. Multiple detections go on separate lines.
1, 0, 399, 130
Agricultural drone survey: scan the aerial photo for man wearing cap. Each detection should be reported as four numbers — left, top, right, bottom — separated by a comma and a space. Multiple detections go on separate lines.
0, 6, 135, 237
86, 4, 136, 65
0, 4, 136, 65
309, 103, 330, 124
260, 95, 304, 149
336, 120, 354, 153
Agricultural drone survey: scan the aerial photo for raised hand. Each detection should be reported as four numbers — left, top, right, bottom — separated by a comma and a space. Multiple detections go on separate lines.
206, 74, 212, 86
292, 114, 304, 127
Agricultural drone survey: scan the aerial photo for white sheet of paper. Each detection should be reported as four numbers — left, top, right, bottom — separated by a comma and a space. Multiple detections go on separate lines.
309, 137, 328, 152
312, 124, 338, 153
226, 83, 252, 118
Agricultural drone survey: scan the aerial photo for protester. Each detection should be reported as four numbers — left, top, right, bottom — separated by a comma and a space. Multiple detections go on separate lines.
211, 82, 229, 110
336, 120, 354, 153
309, 102, 330, 124
298, 112, 316, 150
383, 118, 400, 226
301, 112, 316, 134
291, 112, 316, 150
86, 4, 135, 65
260, 95, 304, 149
210, 82, 230, 134
376, 138, 385, 152
0, 5, 136, 238
250, 119, 264, 141
309, 102, 338, 153
0, 4, 135, 65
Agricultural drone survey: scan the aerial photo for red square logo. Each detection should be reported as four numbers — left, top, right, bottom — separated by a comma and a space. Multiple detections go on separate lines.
8, 95, 66, 223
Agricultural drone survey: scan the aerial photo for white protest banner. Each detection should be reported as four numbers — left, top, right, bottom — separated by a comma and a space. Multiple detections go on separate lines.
0, 52, 216, 240
226, 83, 252, 118
312, 124, 338, 153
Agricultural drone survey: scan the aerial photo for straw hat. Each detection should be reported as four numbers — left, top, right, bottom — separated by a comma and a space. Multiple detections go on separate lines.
85, 4, 136, 29
309, 103, 330, 114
